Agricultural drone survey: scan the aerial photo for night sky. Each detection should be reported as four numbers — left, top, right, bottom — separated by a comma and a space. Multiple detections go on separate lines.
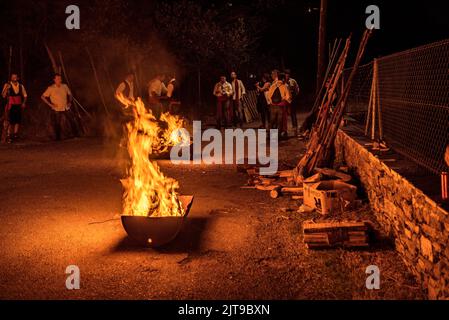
256, 0, 449, 96
1, 0, 448, 101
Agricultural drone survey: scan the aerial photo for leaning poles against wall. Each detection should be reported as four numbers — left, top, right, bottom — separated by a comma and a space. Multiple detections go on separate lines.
295, 29, 373, 182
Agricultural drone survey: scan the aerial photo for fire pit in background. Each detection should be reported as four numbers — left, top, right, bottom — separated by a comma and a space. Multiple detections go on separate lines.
122, 195, 194, 247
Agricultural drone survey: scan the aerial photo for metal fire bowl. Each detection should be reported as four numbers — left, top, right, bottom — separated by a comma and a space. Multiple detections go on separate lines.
121, 195, 194, 247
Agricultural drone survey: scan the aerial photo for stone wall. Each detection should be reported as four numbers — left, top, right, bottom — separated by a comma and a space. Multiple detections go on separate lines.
335, 130, 449, 300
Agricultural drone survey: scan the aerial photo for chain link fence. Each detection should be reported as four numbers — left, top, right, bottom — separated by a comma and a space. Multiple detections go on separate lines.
344, 39, 449, 174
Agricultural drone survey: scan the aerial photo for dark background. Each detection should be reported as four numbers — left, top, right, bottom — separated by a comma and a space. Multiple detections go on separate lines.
0, 0, 448, 130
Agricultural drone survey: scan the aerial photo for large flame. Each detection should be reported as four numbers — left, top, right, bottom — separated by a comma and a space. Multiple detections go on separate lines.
116, 93, 185, 217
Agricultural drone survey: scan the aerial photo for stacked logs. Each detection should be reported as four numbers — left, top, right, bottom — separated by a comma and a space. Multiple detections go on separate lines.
303, 221, 370, 249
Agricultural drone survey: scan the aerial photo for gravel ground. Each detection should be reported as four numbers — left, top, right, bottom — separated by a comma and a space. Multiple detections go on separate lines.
0, 136, 426, 300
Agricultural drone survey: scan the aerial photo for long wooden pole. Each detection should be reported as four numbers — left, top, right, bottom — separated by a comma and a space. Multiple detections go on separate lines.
44, 43, 60, 74
365, 72, 374, 136
316, 0, 328, 94
371, 60, 377, 140
86, 47, 109, 116
296, 29, 372, 179
58, 51, 93, 120
376, 59, 383, 140
101, 55, 116, 99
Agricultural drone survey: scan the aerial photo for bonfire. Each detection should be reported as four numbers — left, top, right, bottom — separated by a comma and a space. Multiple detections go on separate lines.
116, 93, 186, 218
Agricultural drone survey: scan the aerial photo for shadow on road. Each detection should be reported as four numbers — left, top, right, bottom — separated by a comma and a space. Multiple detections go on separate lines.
110, 217, 210, 254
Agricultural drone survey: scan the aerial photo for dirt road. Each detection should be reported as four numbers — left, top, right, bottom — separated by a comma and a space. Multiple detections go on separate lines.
0, 138, 424, 299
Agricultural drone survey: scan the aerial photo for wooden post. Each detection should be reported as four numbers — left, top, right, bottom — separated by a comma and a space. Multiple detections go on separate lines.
376, 60, 383, 140
365, 68, 374, 136
371, 61, 377, 140
365, 59, 382, 141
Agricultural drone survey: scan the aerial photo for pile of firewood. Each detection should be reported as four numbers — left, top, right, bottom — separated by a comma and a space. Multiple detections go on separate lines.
241, 167, 304, 200
303, 221, 370, 249
242, 166, 352, 199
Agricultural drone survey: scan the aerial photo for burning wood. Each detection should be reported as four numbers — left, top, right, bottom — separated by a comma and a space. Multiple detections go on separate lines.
116, 93, 187, 218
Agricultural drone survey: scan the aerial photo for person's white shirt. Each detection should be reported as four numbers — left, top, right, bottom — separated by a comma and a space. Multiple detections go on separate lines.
149, 79, 167, 97
266, 80, 291, 105
231, 79, 246, 100
115, 80, 134, 100
42, 84, 72, 112
166, 79, 175, 98
213, 81, 233, 98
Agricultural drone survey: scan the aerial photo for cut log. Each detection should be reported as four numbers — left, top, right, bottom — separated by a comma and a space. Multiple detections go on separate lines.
256, 184, 279, 191
279, 170, 294, 178
281, 187, 304, 194
270, 186, 282, 199
260, 177, 276, 185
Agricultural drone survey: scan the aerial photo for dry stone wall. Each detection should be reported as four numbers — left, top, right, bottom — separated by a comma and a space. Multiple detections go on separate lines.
335, 130, 449, 299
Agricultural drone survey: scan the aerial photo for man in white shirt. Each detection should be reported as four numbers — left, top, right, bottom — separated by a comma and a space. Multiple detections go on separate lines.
1, 73, 28, 143
41, 74, 74, 140
230, 71, 246, 127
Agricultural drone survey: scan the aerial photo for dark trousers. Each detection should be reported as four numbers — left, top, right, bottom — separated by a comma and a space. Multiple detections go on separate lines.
8, 104, 22, 125
216, 98, 230, 127
51, 110, 78, 140
271, 102, 290, 134
257, 98, 269, 128
270, 105, 284, 131
232, 99, 244, 127
290, 96, 298, 128
168, 101, 181, 115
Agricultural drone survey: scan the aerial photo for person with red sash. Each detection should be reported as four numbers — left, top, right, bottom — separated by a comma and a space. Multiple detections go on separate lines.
1, 73, 28, 143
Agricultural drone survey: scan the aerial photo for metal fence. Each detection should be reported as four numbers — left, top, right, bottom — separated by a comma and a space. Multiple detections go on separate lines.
344, 39, 449, 174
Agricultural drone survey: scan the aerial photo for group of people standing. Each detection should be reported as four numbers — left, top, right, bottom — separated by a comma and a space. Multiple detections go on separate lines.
213, 71, 247, 128
115, 71, 180, 117
214, 69, 300, 137
1, 73, 75, 143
